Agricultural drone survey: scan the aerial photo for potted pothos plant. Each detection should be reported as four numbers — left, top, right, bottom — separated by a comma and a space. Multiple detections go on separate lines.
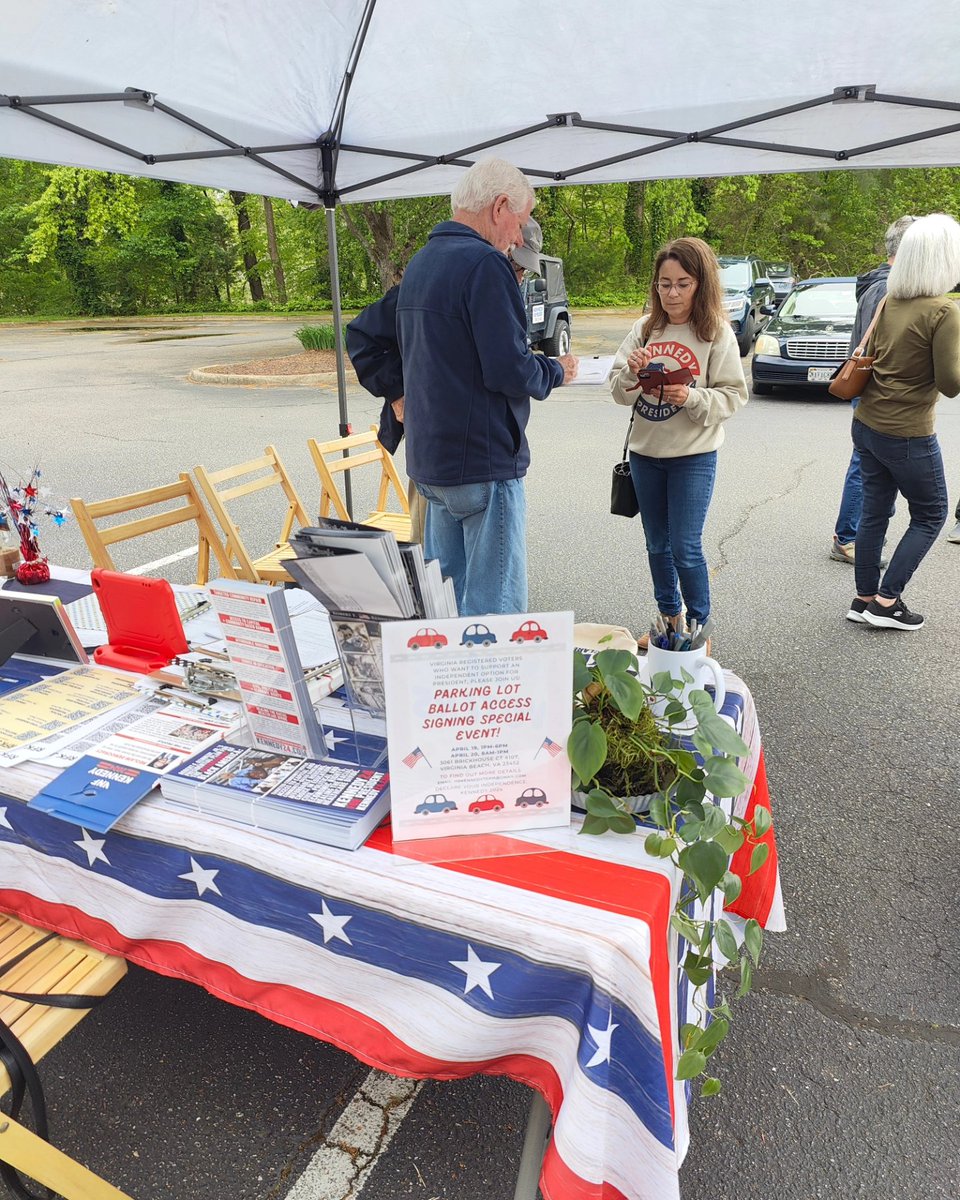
568, 645, 772, 1095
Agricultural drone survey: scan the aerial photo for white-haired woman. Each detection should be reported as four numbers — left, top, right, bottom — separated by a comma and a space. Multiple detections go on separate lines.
848, 213, 960, 630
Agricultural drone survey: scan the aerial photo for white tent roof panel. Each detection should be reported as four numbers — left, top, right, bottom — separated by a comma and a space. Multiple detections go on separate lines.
3, 0, 960, 204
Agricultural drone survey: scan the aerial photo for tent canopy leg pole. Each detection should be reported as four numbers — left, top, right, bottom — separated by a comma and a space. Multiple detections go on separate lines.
325, 205, 353, 517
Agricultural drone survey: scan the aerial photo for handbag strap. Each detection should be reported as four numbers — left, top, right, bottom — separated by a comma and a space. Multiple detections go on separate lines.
853, 294, 887, 357
620, 323, 657, 459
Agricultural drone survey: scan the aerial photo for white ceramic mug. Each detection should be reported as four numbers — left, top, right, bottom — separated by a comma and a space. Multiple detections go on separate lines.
644, 645, 725, 730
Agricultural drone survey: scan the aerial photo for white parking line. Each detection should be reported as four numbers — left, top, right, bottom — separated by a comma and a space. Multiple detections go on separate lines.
128, 546, 198, 574
284, 1069, 424, 1199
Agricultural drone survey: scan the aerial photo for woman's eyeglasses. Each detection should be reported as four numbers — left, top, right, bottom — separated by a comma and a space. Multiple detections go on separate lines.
655, 280, 695, 294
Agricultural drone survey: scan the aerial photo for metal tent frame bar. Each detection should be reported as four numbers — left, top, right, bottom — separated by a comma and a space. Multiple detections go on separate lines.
5, 83, 960, 204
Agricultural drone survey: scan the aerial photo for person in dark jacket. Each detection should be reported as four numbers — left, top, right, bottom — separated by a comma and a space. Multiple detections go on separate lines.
346, 216, 549, 547
396, 159, 577, 616
830, 215, 916, 563
345, 284, 404, 454
344, 283, 429, 541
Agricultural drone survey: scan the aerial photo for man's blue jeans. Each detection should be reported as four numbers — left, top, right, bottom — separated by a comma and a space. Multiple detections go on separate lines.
851, 419, 947, 599
416, 478, 527, 616
629, 450, 717, 625
834, 397, 862, 544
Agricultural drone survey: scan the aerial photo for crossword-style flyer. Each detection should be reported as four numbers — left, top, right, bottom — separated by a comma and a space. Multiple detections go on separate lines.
381, 612, 572, 841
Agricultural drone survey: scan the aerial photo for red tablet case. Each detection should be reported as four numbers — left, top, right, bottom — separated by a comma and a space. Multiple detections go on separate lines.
91, 569, 189, 673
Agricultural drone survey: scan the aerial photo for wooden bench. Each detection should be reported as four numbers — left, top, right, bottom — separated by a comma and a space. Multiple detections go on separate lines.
0, 912, 131, 1200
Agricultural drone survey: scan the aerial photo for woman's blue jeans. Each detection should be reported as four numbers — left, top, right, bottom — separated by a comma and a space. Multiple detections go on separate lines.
851, 418, 947, 599
629, 450, 717, 625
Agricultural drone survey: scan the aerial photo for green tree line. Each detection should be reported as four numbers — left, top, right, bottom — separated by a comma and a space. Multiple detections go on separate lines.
1, 159, 958, 318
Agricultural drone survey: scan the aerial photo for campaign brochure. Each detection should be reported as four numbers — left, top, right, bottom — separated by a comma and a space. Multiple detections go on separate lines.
158, 738, 390, 850
381, 611, 573, 841
29, 755, 160, 832
206, 578, 327, 759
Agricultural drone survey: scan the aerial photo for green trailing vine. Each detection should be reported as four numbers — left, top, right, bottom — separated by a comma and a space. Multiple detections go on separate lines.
568, 645, 771, 1095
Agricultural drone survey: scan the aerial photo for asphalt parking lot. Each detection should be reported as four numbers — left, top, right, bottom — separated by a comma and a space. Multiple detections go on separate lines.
1, 312, 958, 1199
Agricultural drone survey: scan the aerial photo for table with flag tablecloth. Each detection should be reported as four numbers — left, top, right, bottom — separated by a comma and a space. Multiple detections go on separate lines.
0, 671, 783, 1200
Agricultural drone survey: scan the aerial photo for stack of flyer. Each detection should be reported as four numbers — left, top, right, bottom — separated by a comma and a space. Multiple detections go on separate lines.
285, 520, 457, 717
205, 578, 328, 758
158, 734, 390, 850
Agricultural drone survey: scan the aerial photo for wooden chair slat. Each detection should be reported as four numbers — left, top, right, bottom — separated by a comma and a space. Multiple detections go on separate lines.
193, 445, 309, 584
70, 474, 235, 585
307, 427, 412, 542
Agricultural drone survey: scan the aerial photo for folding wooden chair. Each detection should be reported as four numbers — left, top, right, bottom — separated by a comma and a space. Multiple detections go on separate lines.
0, 912, 132, 1200
307, 426, 412, 542
193, 445, 311, 584
70, 474, 235, 585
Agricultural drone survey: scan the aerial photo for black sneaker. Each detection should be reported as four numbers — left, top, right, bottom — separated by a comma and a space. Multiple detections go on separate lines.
846, 598, 869, 624
862, 597, 924, 630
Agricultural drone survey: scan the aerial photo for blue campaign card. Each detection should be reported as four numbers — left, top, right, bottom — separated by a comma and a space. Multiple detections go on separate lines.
29, 756, 160, 832
0, 659, 66, 697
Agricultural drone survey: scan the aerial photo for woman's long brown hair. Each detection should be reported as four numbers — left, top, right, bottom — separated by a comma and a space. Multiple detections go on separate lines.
645, 237, 728, 343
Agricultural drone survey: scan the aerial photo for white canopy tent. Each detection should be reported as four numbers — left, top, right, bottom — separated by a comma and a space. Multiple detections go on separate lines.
3, 0, 960, 470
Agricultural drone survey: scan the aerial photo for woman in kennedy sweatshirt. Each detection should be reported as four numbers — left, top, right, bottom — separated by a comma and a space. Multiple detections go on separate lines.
610, 237, 748, 634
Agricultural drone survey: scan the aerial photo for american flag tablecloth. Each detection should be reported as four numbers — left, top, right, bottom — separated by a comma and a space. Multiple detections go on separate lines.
0, 673, 783, 1200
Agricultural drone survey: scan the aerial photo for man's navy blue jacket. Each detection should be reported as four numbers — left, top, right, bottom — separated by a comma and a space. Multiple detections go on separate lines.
344, 285, 405, 454
396, 221, 564, 486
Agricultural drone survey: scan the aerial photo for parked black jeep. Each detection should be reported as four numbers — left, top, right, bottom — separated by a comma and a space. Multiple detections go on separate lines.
523, 255, 572, 355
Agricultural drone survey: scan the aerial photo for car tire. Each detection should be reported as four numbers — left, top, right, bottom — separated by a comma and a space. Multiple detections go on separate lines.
542, 318, 570, 357
433, 642, 444, 649
410, 644, 420, 650
737, 314, 756, 357
752, 379, 774, 396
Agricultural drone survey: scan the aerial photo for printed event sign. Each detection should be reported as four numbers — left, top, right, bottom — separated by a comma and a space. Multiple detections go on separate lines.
381, 612, 572, 841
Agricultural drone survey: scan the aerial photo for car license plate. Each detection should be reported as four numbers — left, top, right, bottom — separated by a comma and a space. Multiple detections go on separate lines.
531, 303, 545, 324
808, 367, 835, 383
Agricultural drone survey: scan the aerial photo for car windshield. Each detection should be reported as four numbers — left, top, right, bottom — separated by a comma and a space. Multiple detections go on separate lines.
778, 282, 856, 320
719, 262, 751, 290
766, 263, 793, 277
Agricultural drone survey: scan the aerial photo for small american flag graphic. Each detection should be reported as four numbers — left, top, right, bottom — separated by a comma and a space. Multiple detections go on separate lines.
538, 736, 563, 759
402, 746, 429, 769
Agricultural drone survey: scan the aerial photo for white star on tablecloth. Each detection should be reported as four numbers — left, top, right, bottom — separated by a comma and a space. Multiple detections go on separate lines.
309, 900, 352, 945
450, 944, 502, 999
0, 807, 12, 830
585, 1014, 619, 1068
75, 828, 110, 867
178, 856, 221, 897
323, 728, 349, 754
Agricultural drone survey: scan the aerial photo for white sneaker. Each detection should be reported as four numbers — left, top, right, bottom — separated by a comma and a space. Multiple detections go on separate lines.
947, 522, 960, 544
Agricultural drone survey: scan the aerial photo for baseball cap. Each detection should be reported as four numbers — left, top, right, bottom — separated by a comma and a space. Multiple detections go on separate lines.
510, 218, 543, 273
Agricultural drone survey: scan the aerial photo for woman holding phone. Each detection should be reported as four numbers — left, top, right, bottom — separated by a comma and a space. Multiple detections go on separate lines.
609, 236, 748, 634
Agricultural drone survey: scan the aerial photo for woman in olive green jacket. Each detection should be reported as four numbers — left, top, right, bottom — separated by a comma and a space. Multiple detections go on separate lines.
848, 213, 960, 631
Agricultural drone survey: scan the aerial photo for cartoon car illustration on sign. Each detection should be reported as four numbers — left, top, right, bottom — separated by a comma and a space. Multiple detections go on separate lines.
407, 627, 448, 650
460, 623, 497, 647
415, 794, 457, 815
510, 620, 548, 644
515, 787, 547, 807
469, 794, 504, 814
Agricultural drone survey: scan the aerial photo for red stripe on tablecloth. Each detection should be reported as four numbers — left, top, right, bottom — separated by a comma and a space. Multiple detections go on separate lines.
725, 749, 778, 926
542, 1142, 632, 1200
367, 825, 677, 1124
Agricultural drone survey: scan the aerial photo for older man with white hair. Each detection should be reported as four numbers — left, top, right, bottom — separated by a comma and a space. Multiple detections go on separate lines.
397, 158, 578, 616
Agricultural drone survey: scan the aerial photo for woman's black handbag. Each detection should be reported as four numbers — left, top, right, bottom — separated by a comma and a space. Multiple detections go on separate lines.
611, 400, 640, 517
611, 456, 639, 517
